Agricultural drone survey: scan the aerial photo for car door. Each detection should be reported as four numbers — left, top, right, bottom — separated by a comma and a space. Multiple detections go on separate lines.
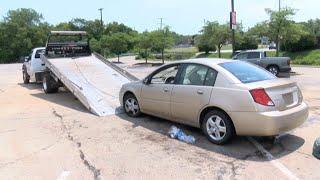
140, 64, 180, 119
171, 64, 218, 126
31, 49, 45, 73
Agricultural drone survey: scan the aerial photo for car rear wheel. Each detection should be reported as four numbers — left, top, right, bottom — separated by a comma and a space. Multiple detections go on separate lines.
23, 70, 30, 84
201, 110, 235, 145
267, 65, 279, 76
123, 93, 141, 117
42, 74, 59, 94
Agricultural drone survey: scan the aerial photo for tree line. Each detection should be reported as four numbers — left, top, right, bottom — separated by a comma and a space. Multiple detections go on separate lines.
1, 8, 320, 64
196, 7, 320, 57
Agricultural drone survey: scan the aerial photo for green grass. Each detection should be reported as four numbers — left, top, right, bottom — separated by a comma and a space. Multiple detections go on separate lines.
267, 49, 320, 66
165, 47, 198, 54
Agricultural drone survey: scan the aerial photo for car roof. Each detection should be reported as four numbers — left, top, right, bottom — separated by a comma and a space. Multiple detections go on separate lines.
172, 58, 235, 67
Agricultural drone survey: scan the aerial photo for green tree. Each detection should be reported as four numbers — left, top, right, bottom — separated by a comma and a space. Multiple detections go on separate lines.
136, 32, 152, 63
100, 33, 130, 62
0, 8, 49, 63
266, 8, 295, 56
150, 26, 174, 63
195, 35, 216, 54
200, 22, 230, 58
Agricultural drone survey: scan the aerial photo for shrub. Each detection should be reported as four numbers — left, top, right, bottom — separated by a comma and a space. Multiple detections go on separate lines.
281, 34, 316, 52
235, 35, 258, 51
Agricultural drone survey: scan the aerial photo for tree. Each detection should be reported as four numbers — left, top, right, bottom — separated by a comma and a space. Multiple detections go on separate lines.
150, 26, 174, 63
100, 33, 130, 62
200, 22, 230, 58
266, 8, 295, 56
195, 35, 216, 54
136, 32, 152, 63
235, 33, 258, 51
0, 8, 49, 63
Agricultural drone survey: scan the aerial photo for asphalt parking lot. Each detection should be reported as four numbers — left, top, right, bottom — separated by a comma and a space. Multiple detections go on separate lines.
0, 57, 319, 179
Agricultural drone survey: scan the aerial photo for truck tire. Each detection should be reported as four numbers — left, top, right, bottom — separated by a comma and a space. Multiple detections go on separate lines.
42, 73, 59, 94
23, 70, 30, 84
267, 65, 279, 76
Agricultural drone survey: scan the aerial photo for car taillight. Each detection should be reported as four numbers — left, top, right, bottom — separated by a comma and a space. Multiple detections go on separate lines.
250, 88, 275, 106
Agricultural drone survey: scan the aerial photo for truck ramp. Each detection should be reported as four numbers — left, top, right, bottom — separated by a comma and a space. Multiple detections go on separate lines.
44, 54, 136, 116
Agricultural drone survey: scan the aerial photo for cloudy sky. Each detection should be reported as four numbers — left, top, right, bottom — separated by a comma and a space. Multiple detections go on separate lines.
0, 0, 319, 34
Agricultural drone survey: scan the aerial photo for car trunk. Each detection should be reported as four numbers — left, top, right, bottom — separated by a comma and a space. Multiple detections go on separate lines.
246, 79, 303, 111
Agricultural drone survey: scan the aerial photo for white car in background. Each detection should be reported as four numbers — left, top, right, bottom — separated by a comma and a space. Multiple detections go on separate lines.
22, 47, 45, 83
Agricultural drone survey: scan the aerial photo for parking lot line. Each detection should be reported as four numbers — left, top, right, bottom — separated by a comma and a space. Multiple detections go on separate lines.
247, 137, 299, 180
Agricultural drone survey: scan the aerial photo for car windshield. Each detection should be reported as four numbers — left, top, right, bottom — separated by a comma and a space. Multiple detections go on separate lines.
220, 61, 276, 83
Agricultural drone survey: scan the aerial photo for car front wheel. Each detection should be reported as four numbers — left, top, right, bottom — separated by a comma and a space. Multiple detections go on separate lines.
123, 93, 141, 117
201, 110, 235, 145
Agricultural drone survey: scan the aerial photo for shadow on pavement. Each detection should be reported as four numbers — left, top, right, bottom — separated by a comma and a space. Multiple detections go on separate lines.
19, 82, 90, 114
116, 113, 305, 162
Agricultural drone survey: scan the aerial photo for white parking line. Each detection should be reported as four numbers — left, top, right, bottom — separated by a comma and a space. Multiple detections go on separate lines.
247, 137, 299, 180
57, 171, 70, 180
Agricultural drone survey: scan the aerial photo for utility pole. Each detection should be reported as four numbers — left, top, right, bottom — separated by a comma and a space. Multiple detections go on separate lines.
231, 0, 236, 54
277, 0, 281, 56
98, 8, 103, 27
279, 0, 281, 11
159, 18, 163, 30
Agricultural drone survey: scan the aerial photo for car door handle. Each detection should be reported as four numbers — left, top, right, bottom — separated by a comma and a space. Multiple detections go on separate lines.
163, 88, 169, 92
197, 90, 204, 95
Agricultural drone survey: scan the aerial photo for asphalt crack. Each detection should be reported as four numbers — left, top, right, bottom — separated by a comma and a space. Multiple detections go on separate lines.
52, 108, 101, 180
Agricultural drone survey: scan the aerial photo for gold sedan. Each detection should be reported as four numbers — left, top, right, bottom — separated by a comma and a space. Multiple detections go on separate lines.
119, 59, 309, 144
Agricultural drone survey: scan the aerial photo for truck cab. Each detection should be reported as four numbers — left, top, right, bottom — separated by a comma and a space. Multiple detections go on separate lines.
22, 47, 45, 84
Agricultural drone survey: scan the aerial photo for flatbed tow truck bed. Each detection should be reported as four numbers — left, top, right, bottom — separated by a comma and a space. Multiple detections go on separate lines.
42, 53, 137, 116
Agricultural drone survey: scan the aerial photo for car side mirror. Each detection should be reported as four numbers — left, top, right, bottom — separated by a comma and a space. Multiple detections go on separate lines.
143, 78, 150, 85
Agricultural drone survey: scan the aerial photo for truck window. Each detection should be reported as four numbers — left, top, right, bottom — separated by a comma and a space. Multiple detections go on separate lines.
247, 52, 260, 59
236, 53, 248, 59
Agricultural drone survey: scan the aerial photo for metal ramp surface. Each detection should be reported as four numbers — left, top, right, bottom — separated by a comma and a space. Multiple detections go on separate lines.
45, 54, 134, 116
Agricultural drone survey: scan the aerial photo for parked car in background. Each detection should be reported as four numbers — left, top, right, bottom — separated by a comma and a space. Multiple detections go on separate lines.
269, 42, 277, 50
232, 50, 291, 76
119, 59, 308, 145
22, 47, 45, 84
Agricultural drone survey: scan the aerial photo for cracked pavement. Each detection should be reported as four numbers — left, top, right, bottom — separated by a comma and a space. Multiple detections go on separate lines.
0, 62, 319, 179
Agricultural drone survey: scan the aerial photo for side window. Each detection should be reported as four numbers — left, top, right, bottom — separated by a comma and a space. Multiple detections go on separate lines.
35, 49, 45, 58
236, 53, 248, 59
247, 52, 261, 59
204, 68, 218, 86
178, 64, 208, 86
150, 65, 180, 84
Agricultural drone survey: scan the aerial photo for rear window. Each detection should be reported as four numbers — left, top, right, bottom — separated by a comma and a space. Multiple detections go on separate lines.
220, 61, 276, 83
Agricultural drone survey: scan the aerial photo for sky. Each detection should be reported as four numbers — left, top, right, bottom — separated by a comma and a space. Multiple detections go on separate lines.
0, 0, 319, 35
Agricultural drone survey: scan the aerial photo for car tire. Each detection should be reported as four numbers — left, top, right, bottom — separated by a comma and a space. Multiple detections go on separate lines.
201, 110, 235, 145
42, 73, 59, 94
23, 70, 30, 84
267, 65, 279, 76
123, 93, 142, 117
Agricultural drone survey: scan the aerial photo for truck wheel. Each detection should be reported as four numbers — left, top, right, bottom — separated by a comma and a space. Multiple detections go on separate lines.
23, 70, 30, 84
43, 74, 59, 94
267, 65, 279, 76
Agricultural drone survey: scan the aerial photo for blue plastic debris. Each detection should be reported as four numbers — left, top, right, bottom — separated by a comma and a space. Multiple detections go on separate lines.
168, 126, 196, 144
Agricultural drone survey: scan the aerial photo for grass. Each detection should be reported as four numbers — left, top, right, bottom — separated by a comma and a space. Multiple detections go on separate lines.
196, 52, 233, 59
165, 47, 198, 54
267, 49, 320, 66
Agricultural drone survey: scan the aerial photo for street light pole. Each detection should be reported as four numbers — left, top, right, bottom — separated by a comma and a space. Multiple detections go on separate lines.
231, 0, 235, 54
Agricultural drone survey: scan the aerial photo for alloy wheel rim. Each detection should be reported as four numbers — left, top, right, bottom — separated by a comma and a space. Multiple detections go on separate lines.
125, 98, 139, 115
269, 67, 278, 75
206, 115, 227, 141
